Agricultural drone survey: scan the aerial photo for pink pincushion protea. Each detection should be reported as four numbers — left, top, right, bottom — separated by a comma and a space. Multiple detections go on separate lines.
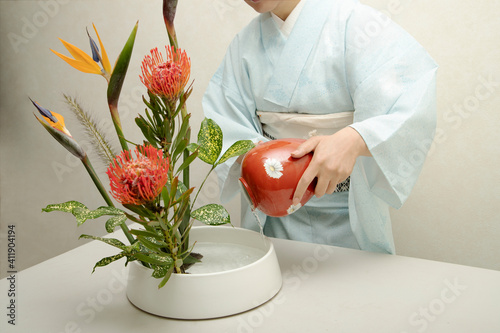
107, 145, 169, 206
140, 46, 190, 101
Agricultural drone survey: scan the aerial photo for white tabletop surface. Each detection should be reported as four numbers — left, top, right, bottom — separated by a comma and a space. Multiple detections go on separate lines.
1, 230, 500, 333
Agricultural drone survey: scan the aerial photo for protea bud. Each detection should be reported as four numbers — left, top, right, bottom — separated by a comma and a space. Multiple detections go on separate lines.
140, 46, 191, 102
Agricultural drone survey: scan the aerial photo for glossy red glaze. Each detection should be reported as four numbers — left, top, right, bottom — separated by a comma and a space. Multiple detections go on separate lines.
239, 138, 315, 217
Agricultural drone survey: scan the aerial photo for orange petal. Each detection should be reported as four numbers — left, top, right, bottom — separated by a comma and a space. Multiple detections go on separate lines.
41, 110, 72, 137
93, 23, 112, 74
51, 49, 101, 74
58, 38, 92, 63
58, 39, 102, 73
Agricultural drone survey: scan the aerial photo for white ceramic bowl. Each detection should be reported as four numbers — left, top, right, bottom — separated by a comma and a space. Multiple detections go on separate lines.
126, 226, 282, 319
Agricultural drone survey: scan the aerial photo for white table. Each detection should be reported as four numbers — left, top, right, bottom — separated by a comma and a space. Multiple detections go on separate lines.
2, 232, 499, 333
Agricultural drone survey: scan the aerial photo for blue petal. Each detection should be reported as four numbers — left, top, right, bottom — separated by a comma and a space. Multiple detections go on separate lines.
30, 98, 58, 123
87, 28, 100, 63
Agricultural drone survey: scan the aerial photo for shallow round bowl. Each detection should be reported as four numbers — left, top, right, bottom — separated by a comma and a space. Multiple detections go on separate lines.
126, 226, 282, 319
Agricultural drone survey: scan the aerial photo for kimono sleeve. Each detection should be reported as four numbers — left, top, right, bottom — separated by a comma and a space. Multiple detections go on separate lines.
202, 40, 267, 203
345, 4, 438, 209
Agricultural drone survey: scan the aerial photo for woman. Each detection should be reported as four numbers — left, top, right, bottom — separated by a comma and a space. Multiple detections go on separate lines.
203, 0, 437, 253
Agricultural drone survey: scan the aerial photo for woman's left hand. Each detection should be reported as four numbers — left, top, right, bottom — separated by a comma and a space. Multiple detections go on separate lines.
291, 126, 371, 205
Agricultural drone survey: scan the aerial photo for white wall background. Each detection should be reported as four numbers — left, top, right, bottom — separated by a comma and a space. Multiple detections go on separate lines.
0, 0, 498, 278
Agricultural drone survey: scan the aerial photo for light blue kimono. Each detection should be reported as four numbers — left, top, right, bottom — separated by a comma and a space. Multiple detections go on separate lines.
202, 0, 437, 254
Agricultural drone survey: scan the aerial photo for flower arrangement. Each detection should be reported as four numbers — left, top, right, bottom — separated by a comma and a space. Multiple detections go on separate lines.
30, 0, 254, 288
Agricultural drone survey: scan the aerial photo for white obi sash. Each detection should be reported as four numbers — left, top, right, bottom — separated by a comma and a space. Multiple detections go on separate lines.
257, 111, 354, 140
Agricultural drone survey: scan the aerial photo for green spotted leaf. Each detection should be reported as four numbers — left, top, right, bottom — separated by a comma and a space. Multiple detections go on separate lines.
134, 253, 174, 266
217, 139, 255, 166
186, 142, 199, 153
42, 201, 87, 214
105, 214, 128, 233
152, 265, 170, 279
92, 253, 126, 273
191, 204, 230, 225
196, 118, 223, 165
91, 206, 126, 216
149, 252, 175, 263
157, 266, 174, 288
43, 201, 126, 226
79, 234, 127, 250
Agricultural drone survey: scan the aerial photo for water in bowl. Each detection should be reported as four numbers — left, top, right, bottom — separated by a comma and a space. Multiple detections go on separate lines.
186, 242, 266, 274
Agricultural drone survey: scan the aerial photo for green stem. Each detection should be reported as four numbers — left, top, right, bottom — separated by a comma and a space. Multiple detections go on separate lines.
159, 213, 182, 274
191, 165, 216, 210
109, 103, 129, 152
165, 19, 187, 252
168, 32, 178, 51
179, 103, 190, 252
180, 103, 189, 185
81, 155, 135, 245
82, 155, 113, 206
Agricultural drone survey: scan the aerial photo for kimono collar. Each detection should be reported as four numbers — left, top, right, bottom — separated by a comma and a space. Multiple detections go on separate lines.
271, 0, 307, 39
261, 0, 333, 108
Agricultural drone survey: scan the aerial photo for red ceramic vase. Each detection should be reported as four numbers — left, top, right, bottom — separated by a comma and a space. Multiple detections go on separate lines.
239, 138, 316, 217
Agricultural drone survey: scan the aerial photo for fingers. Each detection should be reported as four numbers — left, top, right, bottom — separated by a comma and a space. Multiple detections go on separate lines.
313, 176, 329, 198
292, 138, 321, 204
293, 166, 317, 205
292, 134, 355, 205
291, 136, 320, 158
294, 160, 346, 204
293, 173, 340, 205
310, 175, 340, 198
325, 180, 339, 195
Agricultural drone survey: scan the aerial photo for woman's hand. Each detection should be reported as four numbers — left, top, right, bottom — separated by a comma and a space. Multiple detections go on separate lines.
291, 127, 371, 205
